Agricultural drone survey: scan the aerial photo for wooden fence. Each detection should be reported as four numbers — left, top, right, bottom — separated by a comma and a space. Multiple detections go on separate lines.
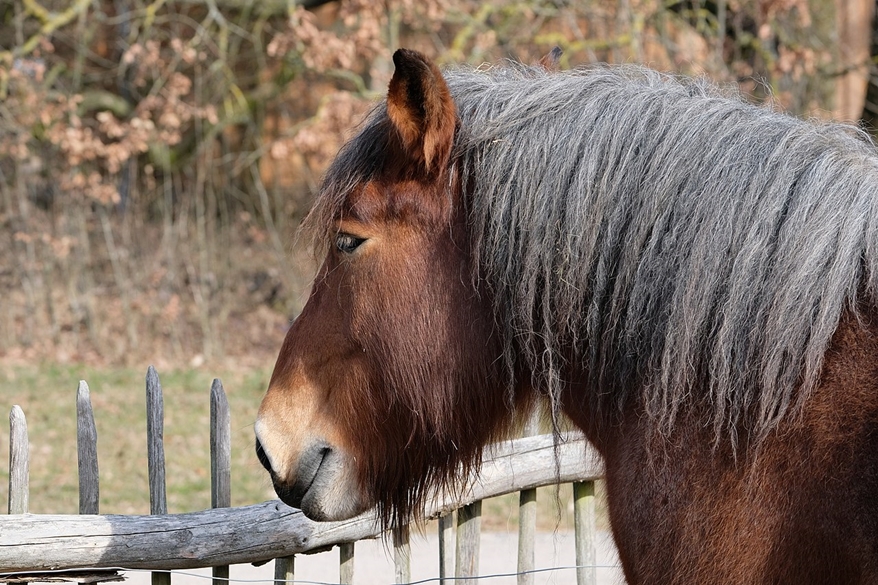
0, 367, 605, 585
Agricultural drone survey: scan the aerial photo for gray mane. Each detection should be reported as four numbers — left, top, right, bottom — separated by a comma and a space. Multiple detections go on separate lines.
444, 63, 878, 444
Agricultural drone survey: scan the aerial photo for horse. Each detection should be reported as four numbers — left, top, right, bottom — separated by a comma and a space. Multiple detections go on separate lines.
255, 49, 878, 584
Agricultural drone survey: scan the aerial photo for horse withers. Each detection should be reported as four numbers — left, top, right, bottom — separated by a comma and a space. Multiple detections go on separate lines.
256, 49, 878, 584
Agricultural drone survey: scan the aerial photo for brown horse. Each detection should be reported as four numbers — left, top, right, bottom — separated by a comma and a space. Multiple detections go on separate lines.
256, 49, 878, 584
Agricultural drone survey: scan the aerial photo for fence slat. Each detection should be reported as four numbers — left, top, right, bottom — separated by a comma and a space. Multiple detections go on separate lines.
274, 556, 294, 585
438, 513, 454, 585
339, 542, 354, 584
146, 366, 167, 515
393, 531, 410, 584
146, 366, 170, 585
77, 381, 100, 515
8, 405, 28, 515
456, 500, 481, 584
574, 481, 597, 585
210, 379, 231, 509
210, 379, 231, 585
517, 488, 537, 585
517, 412, 540, 585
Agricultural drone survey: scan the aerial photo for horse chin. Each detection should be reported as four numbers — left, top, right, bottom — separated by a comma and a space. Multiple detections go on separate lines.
274, 443, 369, 522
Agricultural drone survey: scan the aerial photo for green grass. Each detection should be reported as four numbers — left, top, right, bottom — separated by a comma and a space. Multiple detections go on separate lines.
0, 364, 604, 530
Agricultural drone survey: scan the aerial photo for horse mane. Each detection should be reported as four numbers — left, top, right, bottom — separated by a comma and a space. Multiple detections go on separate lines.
310, 62, 878, 448
449, 63, 878, 446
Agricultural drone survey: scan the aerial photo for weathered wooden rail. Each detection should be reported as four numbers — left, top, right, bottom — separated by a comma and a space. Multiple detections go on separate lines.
1, 368, 604, 584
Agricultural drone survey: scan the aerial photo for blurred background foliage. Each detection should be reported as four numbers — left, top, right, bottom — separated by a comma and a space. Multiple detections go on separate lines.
0, 0, 875, 369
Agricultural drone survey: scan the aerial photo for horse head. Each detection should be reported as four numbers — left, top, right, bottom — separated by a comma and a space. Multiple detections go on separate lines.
255, 50, 520, 528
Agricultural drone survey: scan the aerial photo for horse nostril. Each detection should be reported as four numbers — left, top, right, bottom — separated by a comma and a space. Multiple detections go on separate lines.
255, 437, 272, 472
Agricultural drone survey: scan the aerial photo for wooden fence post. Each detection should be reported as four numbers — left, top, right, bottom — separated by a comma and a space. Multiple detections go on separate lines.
77, 381, 99, 514
393, 531, 410, 584
339, 542, 355, 584
517, 488, 537, 585
456, 501, 481, 585
146, 366, 171, 585
517, 412, 540, 585
438, 513, 454, 584
8, 405, 28, 515
574, 481, 597, 585
210, 379, 231, 585
274, 556, 294, 584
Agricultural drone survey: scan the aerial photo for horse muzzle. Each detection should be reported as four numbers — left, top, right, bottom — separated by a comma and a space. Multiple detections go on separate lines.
255, 434, 368, 522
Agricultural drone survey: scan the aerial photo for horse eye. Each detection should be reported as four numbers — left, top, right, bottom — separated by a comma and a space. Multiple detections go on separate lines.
335, 233, 366, 254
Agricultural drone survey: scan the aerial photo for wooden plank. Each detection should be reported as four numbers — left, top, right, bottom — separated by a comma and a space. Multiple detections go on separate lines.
273, 556, 294, 585
339, 542, 354, 584
7, 406, 28, 515
146, 366, 167, 515
438, 513, 454, 585
76, 381, 100, 515
209, 379, 231, 585
0, 433, 602, 571
210, 379, 231, 509
145, 367, 170, 585
573, 481, 597, 585
517, 410, 540, 585
393, 531, 410, 584
455, 500, 481, 584
517, 488, 536, 585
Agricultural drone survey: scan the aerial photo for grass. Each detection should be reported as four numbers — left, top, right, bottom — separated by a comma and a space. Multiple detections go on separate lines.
0, 364, 604, 530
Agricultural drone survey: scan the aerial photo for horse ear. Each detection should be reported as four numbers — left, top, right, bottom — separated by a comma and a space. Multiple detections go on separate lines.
537, 46, 563, 71
387, 49, 456, 173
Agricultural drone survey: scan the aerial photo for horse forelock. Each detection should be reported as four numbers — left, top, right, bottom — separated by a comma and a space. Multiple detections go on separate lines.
303, 105, 459, 253
443, 63, 878, 447
300, 107, 392, 256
